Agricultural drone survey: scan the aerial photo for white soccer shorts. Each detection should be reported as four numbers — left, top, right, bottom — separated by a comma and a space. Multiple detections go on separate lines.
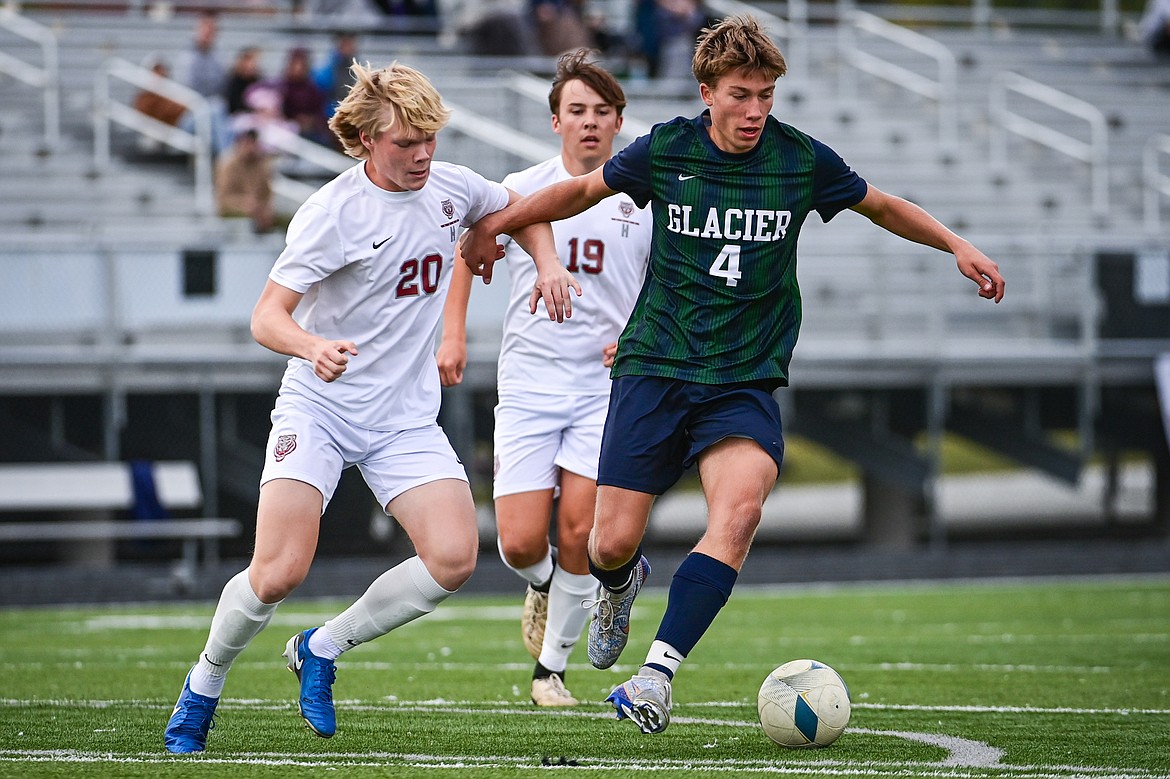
261, 396, 467, 513
492, 391, 609, 499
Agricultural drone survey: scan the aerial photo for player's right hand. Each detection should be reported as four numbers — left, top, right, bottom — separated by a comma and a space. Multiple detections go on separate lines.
436, 339, 466, 386
312, 340, 358, 383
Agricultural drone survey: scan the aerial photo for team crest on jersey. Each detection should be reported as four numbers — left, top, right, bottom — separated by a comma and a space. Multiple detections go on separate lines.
441, 199, 455, 219
619, 200, 634, 217
273, 434, 297, 462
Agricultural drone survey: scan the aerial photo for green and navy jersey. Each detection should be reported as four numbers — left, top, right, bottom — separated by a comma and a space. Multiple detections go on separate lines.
601, 111, 867, 386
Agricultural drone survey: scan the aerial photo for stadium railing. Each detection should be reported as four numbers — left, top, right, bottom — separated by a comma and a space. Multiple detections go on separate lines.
838, 10, 959, 156
989, 71, 1111, 219
93, 57, 215, 215
1145, 134, 1170, 233
0, 9, 59, 147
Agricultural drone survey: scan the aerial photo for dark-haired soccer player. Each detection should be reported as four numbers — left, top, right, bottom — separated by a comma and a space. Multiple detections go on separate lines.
461, 15, 1005, 735
440, 50, 650, 708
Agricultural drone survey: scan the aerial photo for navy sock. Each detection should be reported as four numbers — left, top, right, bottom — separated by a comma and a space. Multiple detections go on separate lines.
588, 546, 644, 592
653, 552, 738, 658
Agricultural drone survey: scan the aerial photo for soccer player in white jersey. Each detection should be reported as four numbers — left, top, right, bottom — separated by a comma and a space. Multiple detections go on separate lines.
438, 50, 651, 707
164, 61, 576, 753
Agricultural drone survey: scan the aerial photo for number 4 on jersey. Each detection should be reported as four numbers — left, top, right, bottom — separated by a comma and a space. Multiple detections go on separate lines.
709, 244, 742, 287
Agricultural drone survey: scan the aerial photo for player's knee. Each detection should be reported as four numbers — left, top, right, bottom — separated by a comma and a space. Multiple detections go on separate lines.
721, 499, 763, 547
497, 532, 546, 569
249, 564, 306, 603
588, 531, 637, 570
424, 541, 478, 591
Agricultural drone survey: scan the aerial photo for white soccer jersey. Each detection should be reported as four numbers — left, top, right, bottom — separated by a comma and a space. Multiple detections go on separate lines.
497, 156, 651, 396
270, 161, 510, 431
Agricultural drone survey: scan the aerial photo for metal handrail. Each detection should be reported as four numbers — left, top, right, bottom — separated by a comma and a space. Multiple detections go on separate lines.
836, 0, 1124, 34
446, 104, 560, 164
0, 9, 60, 145
839, 10, 958, 154
706, 0, 808, 77
1144, 134, 1170, 233
94, 58, 215, 215
989, 71, 1109, 218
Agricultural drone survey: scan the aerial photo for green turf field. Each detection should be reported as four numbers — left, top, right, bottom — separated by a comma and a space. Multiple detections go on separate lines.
1, 575, 1167, 778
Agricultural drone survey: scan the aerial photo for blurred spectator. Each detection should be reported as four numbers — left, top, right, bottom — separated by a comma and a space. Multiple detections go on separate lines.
134, 57, 187, 129
225, 47, 263, 117
369, 0, 438, 14
174, 11, 232, 153
458, 0, 541, 56
631, 0, 711, 80
179, 11, 228, 99
313, 33, 359, 118
1140, 0, 1170, 58
215, 129, 275, 233
278, 47, 329, 143
231, 81, 300, 153
531, 0, 593, 55
369, 0, 439, 30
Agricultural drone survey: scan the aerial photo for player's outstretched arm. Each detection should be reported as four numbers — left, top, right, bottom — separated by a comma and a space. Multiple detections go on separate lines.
463, 168, 615, 285
251, 279, 358, 382
437, 245, 473, 386
851, 184, 1005, 303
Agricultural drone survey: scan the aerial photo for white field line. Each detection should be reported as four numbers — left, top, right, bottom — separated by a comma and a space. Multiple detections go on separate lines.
0, 658, 1129, 676
1, 701, 1166, 776
1, 749, 1168, 778
4, 697, 1170, 717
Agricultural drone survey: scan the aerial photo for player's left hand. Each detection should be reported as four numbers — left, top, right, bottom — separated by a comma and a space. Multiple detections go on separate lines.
602, 342, 618, 368
461, 226, 506, 284
529, 264, 582, 323
956, 244, 1005, 303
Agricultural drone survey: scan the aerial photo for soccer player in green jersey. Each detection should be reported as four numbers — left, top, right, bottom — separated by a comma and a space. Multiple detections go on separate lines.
462, 15, 1005, 735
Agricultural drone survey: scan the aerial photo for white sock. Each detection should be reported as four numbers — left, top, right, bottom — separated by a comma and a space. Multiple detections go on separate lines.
536, 566, 597, 673
307, 626, 344, 660
497, 535, 553, 588
643, 639, 685, 679
323, 556, 454, 651
190, 569, 280, 698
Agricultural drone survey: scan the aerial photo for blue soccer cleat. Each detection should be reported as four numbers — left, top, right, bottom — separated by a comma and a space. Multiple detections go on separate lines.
585, 555, 650, 669
284, 627, 338, 738
606, 673, 673, 734
163, 673, 219, 753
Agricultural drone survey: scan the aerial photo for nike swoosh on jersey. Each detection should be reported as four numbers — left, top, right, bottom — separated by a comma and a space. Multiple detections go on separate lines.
677, 174, 697, 181
372, 236, 393, 249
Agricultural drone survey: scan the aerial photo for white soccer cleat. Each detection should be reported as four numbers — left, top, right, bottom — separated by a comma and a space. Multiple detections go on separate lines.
530, 672, 579, 707
605, 673, 673, 734
521, 583, 549, 661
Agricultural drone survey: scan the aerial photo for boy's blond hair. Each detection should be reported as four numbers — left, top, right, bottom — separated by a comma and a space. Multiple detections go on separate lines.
329, 61, 451, 159
692, 15, 787, 87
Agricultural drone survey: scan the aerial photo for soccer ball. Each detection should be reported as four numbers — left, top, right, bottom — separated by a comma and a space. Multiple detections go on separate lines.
757, 659, 851, 748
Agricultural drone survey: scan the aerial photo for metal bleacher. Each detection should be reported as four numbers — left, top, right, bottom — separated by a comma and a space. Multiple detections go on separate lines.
1, 0, 1168, 549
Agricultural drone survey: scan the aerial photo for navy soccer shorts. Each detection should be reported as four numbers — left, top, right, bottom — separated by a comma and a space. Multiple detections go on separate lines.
596, 375, 785, 495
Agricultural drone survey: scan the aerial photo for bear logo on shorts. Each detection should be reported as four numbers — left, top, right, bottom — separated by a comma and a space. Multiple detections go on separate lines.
274, 434, 297, 462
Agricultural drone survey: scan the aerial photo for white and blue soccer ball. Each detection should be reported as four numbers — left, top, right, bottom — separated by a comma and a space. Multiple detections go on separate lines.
757, 659, 851, 748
